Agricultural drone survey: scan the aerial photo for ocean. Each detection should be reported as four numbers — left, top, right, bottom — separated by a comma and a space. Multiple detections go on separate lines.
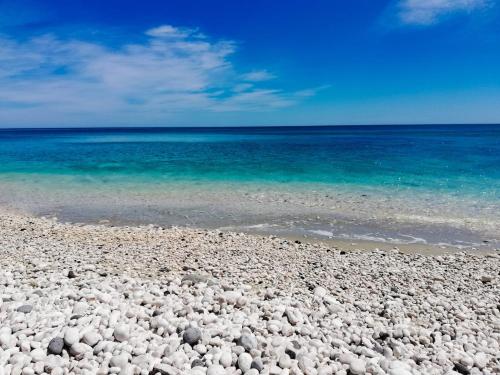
0, 125, 499, 249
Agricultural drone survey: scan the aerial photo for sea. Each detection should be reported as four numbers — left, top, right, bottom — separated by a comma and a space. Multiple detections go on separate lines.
0, 125, 499, 249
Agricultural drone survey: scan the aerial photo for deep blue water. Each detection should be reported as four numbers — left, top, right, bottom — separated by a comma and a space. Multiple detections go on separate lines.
0, 125, 499, 199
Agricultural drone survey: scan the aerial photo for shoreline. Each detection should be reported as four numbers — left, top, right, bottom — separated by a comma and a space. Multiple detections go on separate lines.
1, 209, 499, 374
1, 179, 499, 252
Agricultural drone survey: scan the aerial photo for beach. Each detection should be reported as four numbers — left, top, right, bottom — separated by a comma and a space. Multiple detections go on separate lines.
1, 126, 499, 251
1, 126, 499, 374
1, 210, 499, 374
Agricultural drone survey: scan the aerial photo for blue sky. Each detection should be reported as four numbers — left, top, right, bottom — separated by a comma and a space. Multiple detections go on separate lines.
0, 0, 499, 126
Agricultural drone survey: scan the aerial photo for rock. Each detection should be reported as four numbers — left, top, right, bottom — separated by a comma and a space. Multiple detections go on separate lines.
285, 308, 304, 325
48, 337, 64, 355
238, 353, 253, 373
67, 270, 77, 278
69, 342, 92, 357
350, 359, 366, 375
30, 348, 45, 362
181, 273, 212, 284
191, 359, 204, 368
314, 286, 327, 298
298, 354, 315, 373
207, 364, 226, 375
220, 351, 233, 367
480, 275, 494, 283
238, 333, 257, 351
454, 363, 471, 375
64, 328, 80, 346
279, 354, 292, 369
16, 304, 33, 313
113, 324, 130, 342
150, 363, 179, 375
72, 301, 88, 315
82, 331, 101, 347
182, 327, 202, 345
473, 352, 488, 369
251, 357, 264, 372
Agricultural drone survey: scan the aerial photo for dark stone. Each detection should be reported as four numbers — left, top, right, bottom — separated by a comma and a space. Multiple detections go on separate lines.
182, 327, 202, 345
378, 332, 390, 341
454, 363, 471, 375
68, 270, 77, 278
285, 348, 297, 359
148, 364, 177, 375
16, 304, 33, 314
251, 357, 264, 372
48, 337, 64, 355
191, 359, 204, 368
237, 334, 257, 351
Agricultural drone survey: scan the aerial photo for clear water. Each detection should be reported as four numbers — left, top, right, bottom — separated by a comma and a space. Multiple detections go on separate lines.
0, 125, 499, 199
0, 125, 499, 249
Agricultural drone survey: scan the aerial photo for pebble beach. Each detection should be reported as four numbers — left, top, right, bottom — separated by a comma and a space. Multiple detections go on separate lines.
0, 211, 499, 375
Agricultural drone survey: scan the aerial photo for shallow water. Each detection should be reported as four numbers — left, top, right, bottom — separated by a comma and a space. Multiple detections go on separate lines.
0, 125, 499, 249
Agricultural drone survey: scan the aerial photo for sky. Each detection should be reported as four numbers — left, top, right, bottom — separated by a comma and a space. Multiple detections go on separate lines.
0, 0, 499, 127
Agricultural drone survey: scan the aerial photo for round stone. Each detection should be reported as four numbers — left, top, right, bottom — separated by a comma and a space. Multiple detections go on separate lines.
182, 327, 202, 346
16, 304, 33, 314
48, 337, 64, 355
64, 328, 79, 346
191, 358, 204, 368
237, 334, 257, 351
350, 359, 366, 375
30, 348, 45, 362
251, 357, 264, 372
219, 351, 232, 367
82, 331, 101, 347
113, 324, 130, 342
207, 364, 226, 375
238, 353, 252, 373
69, 342, 92, 357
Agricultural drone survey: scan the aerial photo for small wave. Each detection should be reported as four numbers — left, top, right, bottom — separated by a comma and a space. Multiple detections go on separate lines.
309, 230, 334, 237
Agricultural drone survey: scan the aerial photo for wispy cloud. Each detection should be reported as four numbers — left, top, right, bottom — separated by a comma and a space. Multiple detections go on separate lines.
397, 0, 490, 25
0, 25, 316, 126
241, 70, 276, 82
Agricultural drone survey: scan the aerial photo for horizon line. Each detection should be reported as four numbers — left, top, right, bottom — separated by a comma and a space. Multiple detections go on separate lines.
1, 123, 499, 131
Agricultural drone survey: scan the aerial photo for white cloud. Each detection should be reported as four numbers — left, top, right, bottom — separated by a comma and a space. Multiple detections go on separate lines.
241, 70, 276, 82
145, 25, 197, 39
397, 0, 490, 25
0, 25, 316, 125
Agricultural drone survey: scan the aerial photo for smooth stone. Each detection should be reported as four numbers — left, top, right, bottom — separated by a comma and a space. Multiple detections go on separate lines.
48, 337, 64, 355
30, 348, 45, 362
350, 359, 366, 375
238, 334, 257, 351
113, 325, 130, 342
251, 357, 264, 372
207, 364, 226, 375
82, 331, 101, 347
191, 359, 204, 368
238, 353, 253, 373
64, 328, 80, 346
182, 327, 202, 346
219, 351, 233, 367
70, 342, 92, 357
16, 305, 33, 314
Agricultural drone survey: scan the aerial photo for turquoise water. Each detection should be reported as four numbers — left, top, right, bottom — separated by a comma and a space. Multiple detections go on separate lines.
0, 125, 499, 199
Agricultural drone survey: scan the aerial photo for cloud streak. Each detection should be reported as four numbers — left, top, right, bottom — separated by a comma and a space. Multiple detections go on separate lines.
0, 25, 314, 126
397, 0, 490, 25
